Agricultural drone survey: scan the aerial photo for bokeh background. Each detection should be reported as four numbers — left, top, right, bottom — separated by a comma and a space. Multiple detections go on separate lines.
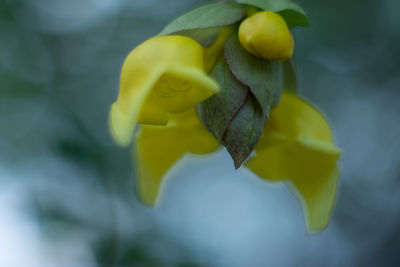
1, 0, 400, 266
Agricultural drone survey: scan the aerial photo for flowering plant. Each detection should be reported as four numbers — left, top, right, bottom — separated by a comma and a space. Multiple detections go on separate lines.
109, 0, 340, 232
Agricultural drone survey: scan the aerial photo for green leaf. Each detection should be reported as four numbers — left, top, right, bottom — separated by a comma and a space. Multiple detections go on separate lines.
197, 59, 248, 141
278, 9, 309, 28
224, 35, 283, 114
159, 3, 246, 36
223, 94, 266, 169
173, 27, 221, 48
197, 59, 267, 169
235, 0, 309, 27
282, 59, 297, 93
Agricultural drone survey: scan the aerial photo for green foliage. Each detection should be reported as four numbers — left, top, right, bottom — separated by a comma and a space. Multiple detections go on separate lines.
222, 95, 265, 169
197, 58, 267, 169
278, 9, 309, 28
159, 2, 245, 35
224, 35, 282, 113
174, 27, 221, 47
198, 34, 285, 168
235, 0, 309, 27
282, 59, 297, 93
197, 59, 248, 142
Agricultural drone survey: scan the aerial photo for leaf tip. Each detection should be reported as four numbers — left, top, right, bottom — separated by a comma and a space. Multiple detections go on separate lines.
225, 144, 252, 169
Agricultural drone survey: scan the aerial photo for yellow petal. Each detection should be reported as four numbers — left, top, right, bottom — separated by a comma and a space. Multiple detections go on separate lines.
245, 92, 341, 232
110, 35, 220, 147
246, 142, 339, 232
203, 27, 233, 73
255, 92, 337, 151
238, 11, 294, 61
135, 108, 219, 205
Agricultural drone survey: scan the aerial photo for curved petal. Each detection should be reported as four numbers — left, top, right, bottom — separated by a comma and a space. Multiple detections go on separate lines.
246, 142, 339, 232
110, 35, 220, 147
245, 92, 341, 232
144, 66, 220, 114
255, 92, 336, 150
134, 109, 219, 205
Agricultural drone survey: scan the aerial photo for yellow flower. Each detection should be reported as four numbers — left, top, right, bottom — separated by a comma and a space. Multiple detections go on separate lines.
245, 92, 341, 232
238, 11, 294, 61
135, 108, 219, 205
110, 35, 220, 147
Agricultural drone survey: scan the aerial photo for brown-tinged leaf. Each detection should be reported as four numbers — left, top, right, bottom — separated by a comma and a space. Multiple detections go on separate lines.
222, 93, 266, 169
197, 59, 267, 168
224, 35, 283, 114
197, 59, 248, 141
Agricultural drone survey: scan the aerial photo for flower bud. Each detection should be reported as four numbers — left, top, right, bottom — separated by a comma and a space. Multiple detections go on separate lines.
238, 11, 294, 61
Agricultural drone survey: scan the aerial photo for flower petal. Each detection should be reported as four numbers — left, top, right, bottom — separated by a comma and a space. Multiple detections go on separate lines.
246, 142, 339, 232
134, 109, 219, 205
245, 92, 341, 232
144, 66, 220, 114
255, 92, 336, 150
110, 35, 220, 147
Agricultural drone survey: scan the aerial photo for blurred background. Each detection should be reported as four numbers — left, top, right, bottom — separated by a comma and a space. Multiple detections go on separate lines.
1, 0, 400, 266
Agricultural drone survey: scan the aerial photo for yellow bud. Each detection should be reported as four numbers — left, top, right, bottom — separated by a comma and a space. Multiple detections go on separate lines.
238, 11, 294, 61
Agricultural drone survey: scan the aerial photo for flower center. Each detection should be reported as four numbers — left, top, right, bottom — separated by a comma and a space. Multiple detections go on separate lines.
155, 75, 193, 98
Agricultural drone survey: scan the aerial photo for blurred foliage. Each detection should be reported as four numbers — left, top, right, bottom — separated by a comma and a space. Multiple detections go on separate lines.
1, 0, 400, 266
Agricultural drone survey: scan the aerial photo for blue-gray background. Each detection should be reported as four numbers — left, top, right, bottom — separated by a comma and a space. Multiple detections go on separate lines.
1, 0, 399, 266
